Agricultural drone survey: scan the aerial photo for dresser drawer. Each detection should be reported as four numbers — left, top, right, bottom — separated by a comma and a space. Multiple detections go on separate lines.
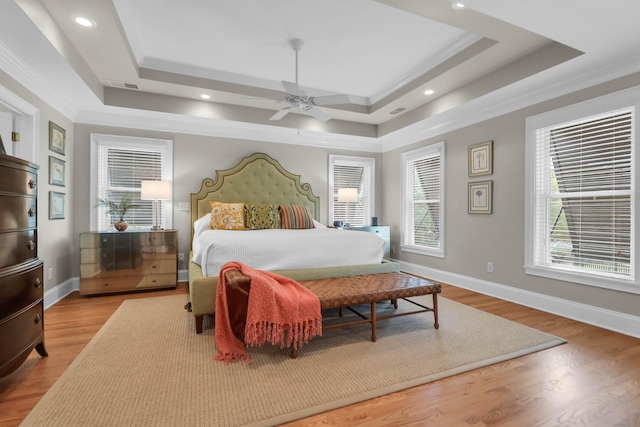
139, 259, 176, 275
0, 263, 43, 320
0, 162, 37, 197
137, 273, 177, 289
0, 195, 36, 231
0, 230, 37, 269
79, 276, 145, 295
0, 301, 44, 364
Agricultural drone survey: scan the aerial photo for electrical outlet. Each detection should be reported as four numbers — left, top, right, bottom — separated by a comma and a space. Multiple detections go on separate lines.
391, 245, 396, 254
48, 267, 53, 280
178, 253, 184, 263
487, 262, 494, 273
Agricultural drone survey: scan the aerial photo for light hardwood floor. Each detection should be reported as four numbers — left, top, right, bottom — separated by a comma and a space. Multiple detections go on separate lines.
1, 281, 639, 426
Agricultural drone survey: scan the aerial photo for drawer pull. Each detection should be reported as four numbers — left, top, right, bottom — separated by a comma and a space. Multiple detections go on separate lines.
28, 207, 36, 217
34, 278, 42, 288
152, 265, 157, 269
28, 179, 36, 189
27, 240, 35, 250
34, 313, 42, 324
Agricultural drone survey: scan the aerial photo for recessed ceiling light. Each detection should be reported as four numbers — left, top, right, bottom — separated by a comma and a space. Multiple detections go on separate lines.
200, 94, 210, 100
424, 89, 435, 95
74, 16, 95, 27
451, 2, 465, 10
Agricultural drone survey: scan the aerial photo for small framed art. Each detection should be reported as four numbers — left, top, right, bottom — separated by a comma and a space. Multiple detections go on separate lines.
49, 121, 66, 155
49, 156, 66, 187
468, 180, 493, 214
468, 140, 493, 176
49, 191, 66, 220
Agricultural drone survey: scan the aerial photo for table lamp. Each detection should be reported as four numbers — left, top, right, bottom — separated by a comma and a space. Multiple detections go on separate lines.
337, 188, 358, 226
141, 180, 171, 230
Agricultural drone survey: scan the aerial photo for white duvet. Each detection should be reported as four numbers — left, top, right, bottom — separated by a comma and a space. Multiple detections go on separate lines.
192, 216, 385, 277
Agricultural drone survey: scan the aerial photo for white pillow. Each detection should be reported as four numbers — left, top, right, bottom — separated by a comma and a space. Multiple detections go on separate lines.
193, 213, 212, 238
312, 219, 327, 228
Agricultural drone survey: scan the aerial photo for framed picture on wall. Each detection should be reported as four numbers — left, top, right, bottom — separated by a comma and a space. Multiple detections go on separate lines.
49, 121, 66, 155
49, 191, 66, 220
468, 180, 493, 214
468, 140, 493, 176
49, 156, 66, 186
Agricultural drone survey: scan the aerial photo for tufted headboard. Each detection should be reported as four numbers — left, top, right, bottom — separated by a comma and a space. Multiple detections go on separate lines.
190, 152, 320, 247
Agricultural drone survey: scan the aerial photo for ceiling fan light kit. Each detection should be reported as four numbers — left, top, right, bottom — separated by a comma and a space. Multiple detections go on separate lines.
268, 39, 352, 122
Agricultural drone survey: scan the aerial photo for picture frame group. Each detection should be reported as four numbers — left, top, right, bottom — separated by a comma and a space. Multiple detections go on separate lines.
467, 140, 494, 214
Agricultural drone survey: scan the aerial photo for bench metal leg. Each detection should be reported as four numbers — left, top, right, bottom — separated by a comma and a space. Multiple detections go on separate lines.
371, 302, 376, 342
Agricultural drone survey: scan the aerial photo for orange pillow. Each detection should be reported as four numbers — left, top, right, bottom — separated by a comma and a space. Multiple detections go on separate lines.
210, 201, 245, 230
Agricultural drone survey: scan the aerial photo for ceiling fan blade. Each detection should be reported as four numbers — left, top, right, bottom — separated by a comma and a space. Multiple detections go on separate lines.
281, 80, 306, 97
269, 107, 291, 121
312, 94, 351, 106
304, 106, 331, 122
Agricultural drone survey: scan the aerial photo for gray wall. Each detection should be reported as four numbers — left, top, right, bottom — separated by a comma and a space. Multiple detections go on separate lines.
382, 72, 640, 318
71, 125, 383, 277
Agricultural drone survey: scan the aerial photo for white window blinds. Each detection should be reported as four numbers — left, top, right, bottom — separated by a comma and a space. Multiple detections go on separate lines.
91, 134, 173, 231
402, 142, 444, 257
329, 155, 375, 225
533, 109, 633, 278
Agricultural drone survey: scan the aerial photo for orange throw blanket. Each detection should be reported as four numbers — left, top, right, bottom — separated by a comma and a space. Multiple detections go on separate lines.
215, 261, 322, 364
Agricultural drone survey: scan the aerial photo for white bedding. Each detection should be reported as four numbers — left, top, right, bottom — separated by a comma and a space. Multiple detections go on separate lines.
192, 216, 386, 276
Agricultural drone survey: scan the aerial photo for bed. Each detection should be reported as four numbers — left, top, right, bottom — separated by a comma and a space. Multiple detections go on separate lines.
188, 152, 399, 333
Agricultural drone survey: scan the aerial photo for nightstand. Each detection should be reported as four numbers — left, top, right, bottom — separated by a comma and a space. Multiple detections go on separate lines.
344, 225, 390, 259
79, 229, 178, 295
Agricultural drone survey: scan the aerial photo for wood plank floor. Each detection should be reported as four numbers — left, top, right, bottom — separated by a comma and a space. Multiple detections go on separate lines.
1, 281, 639, 426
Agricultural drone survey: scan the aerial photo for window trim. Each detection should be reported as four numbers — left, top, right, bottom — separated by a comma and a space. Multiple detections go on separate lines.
90, 133, 173, 231
328, 155, 375, 225
401, 141, 445, 258
525, 87, 639, 294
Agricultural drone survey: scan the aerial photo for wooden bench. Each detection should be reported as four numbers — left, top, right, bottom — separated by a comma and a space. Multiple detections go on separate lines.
224, 270, 441, 357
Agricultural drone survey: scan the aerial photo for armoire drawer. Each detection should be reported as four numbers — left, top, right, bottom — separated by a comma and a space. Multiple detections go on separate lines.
0, 230, 37, 269
0, 195, 36, 231
0, 262, 43, 320
0, 301, 44, 364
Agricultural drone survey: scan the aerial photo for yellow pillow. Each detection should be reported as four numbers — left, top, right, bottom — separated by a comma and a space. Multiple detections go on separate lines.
210, 201, 245, 230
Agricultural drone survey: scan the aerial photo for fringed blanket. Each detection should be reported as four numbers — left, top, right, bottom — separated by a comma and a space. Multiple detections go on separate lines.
215, 261, 322, 364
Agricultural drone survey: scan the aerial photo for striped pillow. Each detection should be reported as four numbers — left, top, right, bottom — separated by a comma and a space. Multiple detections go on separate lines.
279, 205, 315, 229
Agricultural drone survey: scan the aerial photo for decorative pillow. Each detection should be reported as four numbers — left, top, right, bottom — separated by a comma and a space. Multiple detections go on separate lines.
210, 201, 245, 230
244, 204, 281, 230
280, 205, 315, 229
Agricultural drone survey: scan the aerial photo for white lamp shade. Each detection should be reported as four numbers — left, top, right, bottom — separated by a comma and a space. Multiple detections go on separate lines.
141, 180, 171, 200
337, 188, 358, 203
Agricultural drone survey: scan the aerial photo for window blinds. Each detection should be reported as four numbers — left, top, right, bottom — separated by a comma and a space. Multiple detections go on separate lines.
332, 163, 371, 225
534, 109, 633, 276
403, 144, 442, 251
97, 146, 163, 230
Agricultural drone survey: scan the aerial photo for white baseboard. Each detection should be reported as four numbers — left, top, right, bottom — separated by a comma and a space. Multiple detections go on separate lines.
398, 260, 640, 339
44, 277, 79, 310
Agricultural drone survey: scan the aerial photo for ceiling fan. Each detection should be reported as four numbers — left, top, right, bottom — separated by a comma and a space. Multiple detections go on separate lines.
264, 39, 351, 122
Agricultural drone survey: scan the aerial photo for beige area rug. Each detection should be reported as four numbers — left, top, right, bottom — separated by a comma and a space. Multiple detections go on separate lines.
22, 294, 565, 427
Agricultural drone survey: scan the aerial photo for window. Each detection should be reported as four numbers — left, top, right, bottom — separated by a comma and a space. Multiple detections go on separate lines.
402, 142, 444, 257
90, 134, 173, 231
329, 155, 375, 225
525, 88, 638, 293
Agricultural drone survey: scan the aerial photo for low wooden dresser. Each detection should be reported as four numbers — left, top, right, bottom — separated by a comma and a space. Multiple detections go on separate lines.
0, 153, 47, 378
79, 230, 178, 295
